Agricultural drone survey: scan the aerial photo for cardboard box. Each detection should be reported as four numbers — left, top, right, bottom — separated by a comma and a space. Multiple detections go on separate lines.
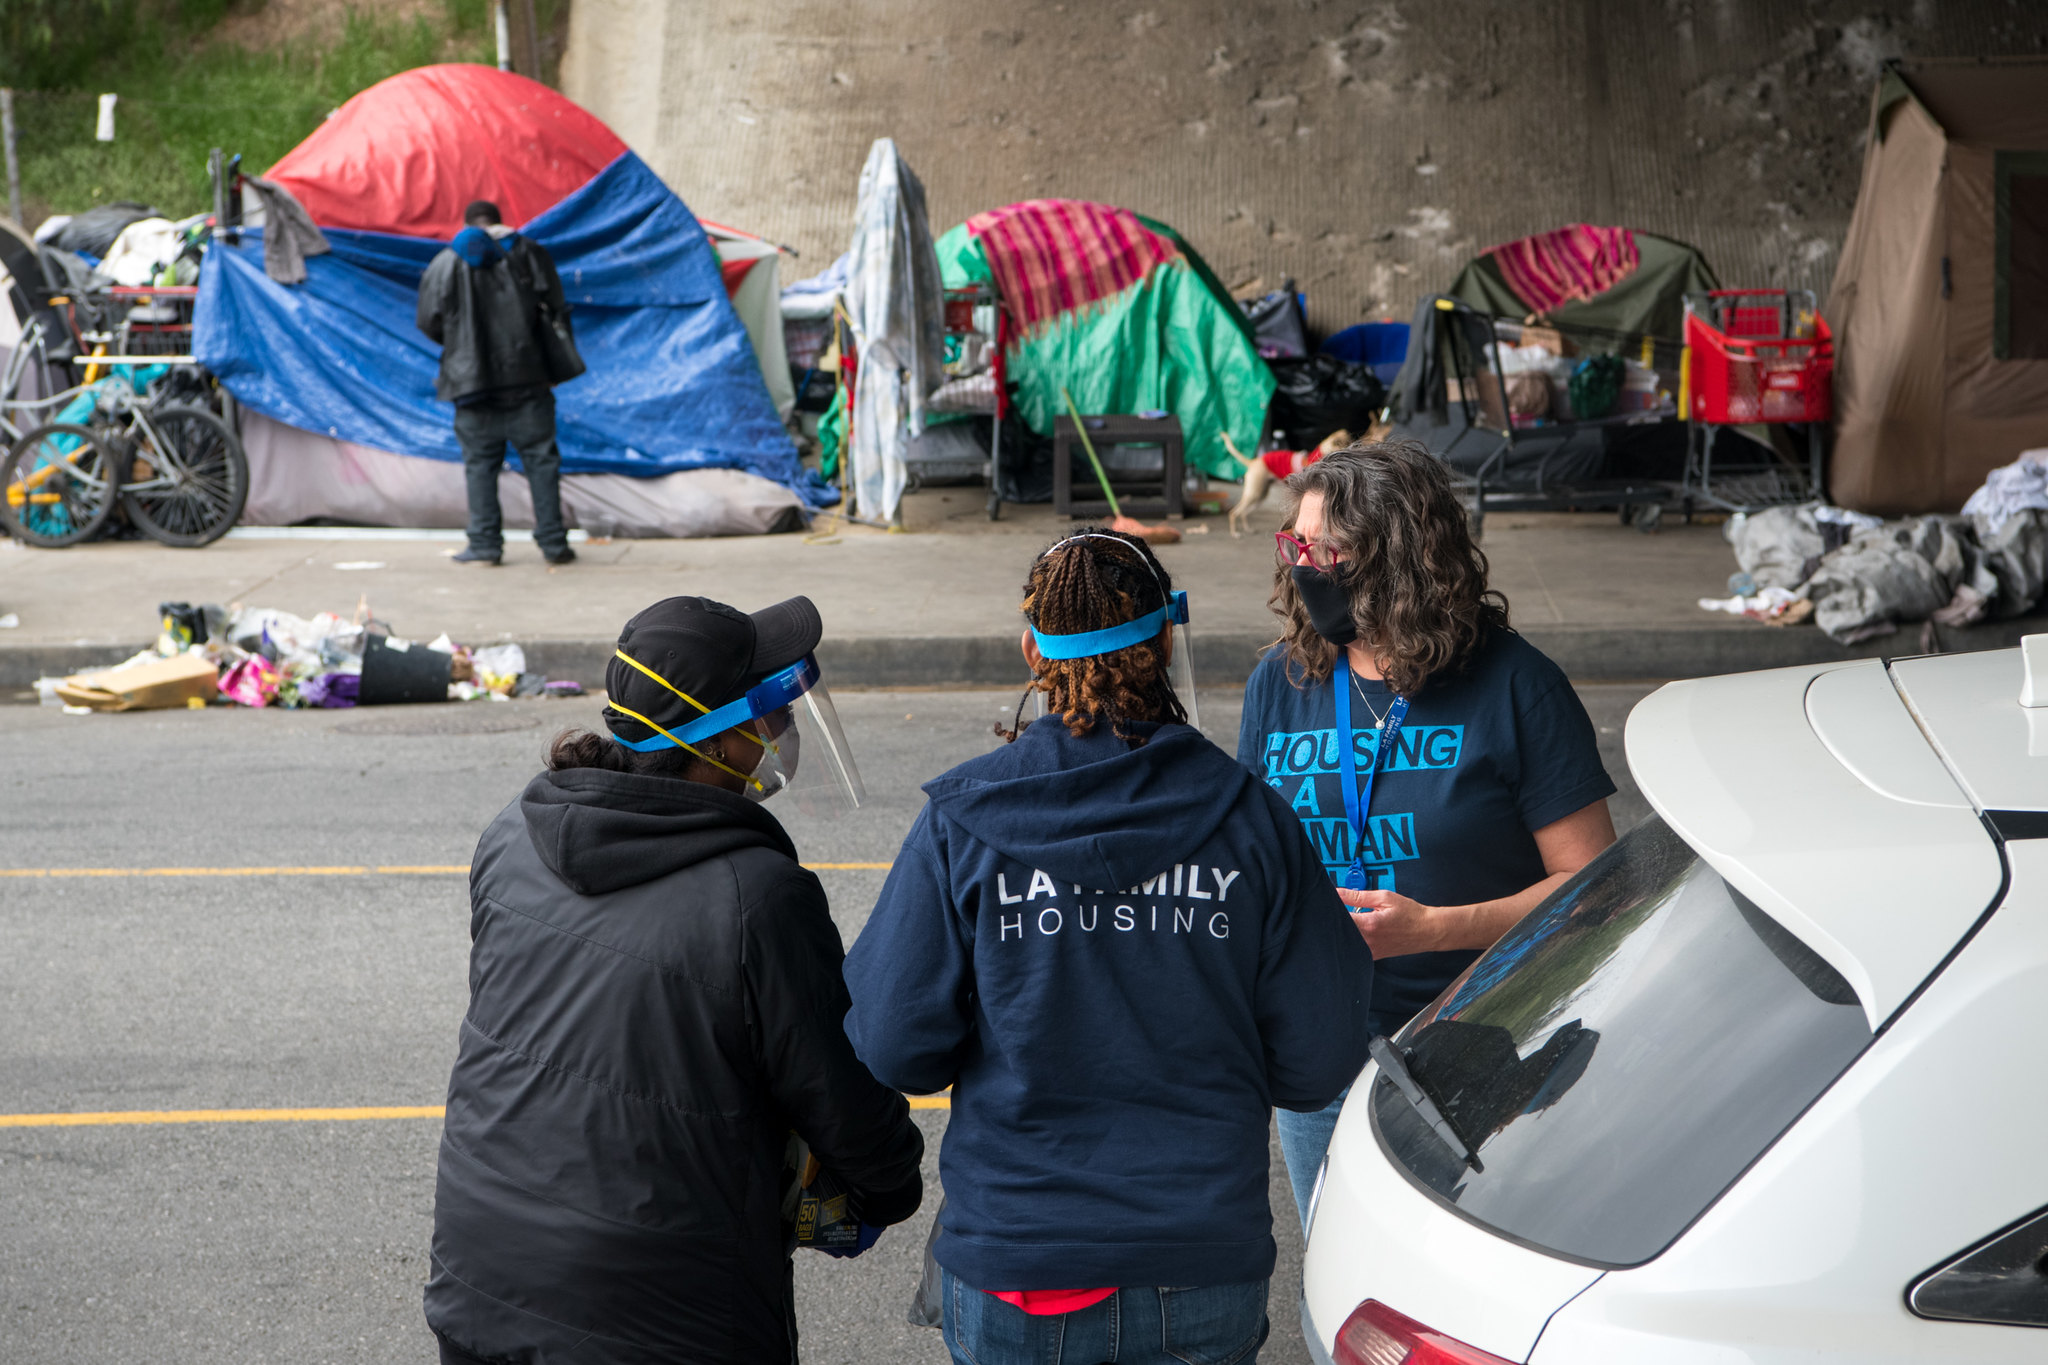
56, 653, 220, 711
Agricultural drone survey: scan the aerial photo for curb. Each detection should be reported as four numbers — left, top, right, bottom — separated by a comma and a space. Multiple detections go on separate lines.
8, 615, 2042, 695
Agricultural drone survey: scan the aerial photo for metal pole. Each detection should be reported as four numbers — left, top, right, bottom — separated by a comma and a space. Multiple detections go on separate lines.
495, 1, 513, 72
1, 89, 22, 226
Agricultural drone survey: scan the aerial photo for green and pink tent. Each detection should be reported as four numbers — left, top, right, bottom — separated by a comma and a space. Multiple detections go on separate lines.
934, 200, 1272, 480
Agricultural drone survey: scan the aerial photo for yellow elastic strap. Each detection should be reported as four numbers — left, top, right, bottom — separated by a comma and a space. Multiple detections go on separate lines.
605, 697, 764, 792
612, 649, 766, 748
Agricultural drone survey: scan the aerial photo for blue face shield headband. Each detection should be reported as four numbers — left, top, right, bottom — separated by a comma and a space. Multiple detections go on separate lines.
608, 650, 867, 812
610, 654, 820, 752
1023, 533, 1199, 728
1027, 531, 1192, 659
1029, 590, 1190, 659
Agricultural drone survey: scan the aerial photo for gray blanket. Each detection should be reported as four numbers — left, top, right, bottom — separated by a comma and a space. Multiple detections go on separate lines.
1729, 502, 2048, 643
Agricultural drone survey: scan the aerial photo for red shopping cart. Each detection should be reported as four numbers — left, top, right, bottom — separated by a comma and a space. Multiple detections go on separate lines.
1679, 290, 1832, 512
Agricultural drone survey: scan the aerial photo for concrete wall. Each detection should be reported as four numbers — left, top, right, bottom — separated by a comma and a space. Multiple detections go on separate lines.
564, 1, 2046, 331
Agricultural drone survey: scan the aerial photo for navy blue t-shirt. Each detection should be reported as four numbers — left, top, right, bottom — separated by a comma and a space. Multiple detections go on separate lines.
1236, 629, 1615, 1034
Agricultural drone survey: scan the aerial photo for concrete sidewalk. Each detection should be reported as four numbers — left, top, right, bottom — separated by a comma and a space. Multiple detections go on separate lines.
2, 493, 2039, 692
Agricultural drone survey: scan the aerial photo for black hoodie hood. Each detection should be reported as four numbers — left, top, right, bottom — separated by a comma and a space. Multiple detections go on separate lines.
520, 767, 797, 896
919, 716, 1250, 892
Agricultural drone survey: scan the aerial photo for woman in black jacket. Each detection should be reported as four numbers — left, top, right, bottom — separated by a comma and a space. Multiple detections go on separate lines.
425, 594, 923, 1365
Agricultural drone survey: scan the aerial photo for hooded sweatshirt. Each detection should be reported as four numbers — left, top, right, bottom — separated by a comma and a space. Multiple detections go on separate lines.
843, 717, 1373, 1292
425, 768, 923, 1365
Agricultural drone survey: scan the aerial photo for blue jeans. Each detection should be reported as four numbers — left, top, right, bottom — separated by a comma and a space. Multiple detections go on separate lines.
1276, 1087, 1348, 1232
942, 1269, 1269, 1365
453, 392, 567, 557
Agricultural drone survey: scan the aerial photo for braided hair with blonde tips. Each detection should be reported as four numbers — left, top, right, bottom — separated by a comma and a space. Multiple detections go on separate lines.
1000, 527, 1189, 745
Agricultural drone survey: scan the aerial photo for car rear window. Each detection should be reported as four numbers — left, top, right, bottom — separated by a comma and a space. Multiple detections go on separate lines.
1369, 815, 1873, 1268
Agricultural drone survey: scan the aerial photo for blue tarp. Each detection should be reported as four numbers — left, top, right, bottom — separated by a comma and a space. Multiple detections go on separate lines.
195, 152, 831, 505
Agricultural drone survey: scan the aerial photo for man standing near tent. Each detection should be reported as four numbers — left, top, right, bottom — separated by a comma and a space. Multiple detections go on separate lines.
417, 200, 583, 566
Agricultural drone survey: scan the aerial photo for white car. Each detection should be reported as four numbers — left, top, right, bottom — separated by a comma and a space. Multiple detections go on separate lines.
1300, 644, 2048, 1364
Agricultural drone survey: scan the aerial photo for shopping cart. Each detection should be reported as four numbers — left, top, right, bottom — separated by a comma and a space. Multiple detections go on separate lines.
1679, 289, 1833, 513
1389, 294, 1683, 536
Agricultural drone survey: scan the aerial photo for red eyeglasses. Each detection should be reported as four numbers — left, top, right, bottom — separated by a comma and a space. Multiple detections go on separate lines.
1275, 530, 1343, 573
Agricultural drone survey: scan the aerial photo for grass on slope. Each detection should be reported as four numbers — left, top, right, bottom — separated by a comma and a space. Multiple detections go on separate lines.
2, 1, 497, 229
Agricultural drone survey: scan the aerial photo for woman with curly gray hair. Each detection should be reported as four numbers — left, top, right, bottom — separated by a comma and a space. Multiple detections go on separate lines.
1237, 440, 1617, 1224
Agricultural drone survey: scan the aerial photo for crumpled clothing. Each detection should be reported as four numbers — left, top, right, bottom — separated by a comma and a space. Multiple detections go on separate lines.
98, 216, 185, 287
1726, 502, 1886, 592
1723, 501, 2048, 643
1960, 448, 2048, 534
1804, 511, 2047, 643
843, 138, 946, 523
780, 251, 853, 321
1726, 506, 1826, 591
1805, 517, 1967, 643
242, 175, 332, 285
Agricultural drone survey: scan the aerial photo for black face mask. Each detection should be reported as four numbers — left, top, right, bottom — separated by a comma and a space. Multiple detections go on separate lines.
1291, 565, 1357, 645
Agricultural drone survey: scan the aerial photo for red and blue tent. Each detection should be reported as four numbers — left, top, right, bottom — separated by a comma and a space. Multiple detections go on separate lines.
194, 65, 827, 506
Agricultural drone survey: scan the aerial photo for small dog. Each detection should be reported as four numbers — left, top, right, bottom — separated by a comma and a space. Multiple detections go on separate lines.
1223, 428, 1356, 537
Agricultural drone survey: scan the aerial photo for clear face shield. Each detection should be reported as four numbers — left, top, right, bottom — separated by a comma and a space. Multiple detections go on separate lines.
1031, 589, 1199, 731
740, 658, 867, 816
644, 654, 862, 816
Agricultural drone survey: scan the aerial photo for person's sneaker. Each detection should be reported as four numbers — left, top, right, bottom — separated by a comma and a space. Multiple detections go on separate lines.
452, 546, 501, 565
544, 546, 578, 566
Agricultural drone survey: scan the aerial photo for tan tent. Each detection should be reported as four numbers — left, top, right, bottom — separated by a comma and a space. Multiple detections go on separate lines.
1827, 57, 2048, 515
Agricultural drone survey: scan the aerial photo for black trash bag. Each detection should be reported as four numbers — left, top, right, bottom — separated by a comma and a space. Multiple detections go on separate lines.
1241, 279, 1309, 360
1267, 354, 1386, 450
51, 201, 161, 258
946, 412, 1055, 504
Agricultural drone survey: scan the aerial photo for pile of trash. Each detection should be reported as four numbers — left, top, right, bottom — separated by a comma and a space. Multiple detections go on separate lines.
1706, 451, 2048, 643
38, 600, 586, 713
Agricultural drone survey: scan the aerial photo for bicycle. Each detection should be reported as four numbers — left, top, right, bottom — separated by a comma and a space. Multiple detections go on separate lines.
1, 359, 249, 548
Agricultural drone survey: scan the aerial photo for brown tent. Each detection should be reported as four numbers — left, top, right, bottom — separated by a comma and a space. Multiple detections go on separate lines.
1827, 57, 2048, 515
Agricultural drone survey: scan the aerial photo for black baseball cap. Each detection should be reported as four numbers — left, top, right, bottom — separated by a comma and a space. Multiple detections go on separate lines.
604, 595, 822, 742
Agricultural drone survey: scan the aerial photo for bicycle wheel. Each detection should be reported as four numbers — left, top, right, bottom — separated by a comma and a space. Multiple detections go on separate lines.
121, 404, 249, 547
0, 423, 120, 548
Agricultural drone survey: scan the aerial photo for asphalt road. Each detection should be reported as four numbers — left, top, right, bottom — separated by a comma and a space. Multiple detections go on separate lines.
0, 683, 1654, 1365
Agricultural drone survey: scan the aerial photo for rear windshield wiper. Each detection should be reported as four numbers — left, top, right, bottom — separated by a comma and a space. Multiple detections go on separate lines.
1369, 1035, 1484, 1173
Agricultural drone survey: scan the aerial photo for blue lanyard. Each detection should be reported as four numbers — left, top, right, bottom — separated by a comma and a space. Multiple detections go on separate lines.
1333, 655, 1409, 891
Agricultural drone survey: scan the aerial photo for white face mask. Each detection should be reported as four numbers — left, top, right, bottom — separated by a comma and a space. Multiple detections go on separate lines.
745, 718, 800, 803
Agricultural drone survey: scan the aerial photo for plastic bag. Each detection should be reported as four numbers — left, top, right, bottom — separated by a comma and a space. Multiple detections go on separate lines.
471, 643, 527, 697
219, 656, 281, 708
1268, 354, 1386, 449
1241, 282, 1309, 360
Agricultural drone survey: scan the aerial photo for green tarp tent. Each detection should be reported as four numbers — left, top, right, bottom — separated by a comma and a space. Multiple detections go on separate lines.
934, 201, 1272, 481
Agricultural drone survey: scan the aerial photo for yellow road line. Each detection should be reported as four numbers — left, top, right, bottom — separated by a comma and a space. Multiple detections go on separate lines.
1, 862, 890, 878
2, 1096, 951, 1127
0, 1106, 446, 1128
0, 866, 376, 878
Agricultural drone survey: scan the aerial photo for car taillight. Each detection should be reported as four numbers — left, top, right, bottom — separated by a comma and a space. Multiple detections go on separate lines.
1332, 1300, 1518, 1365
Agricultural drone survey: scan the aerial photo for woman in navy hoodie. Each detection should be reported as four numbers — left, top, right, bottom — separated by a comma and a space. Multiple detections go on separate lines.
845, 530, 1374, 1365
